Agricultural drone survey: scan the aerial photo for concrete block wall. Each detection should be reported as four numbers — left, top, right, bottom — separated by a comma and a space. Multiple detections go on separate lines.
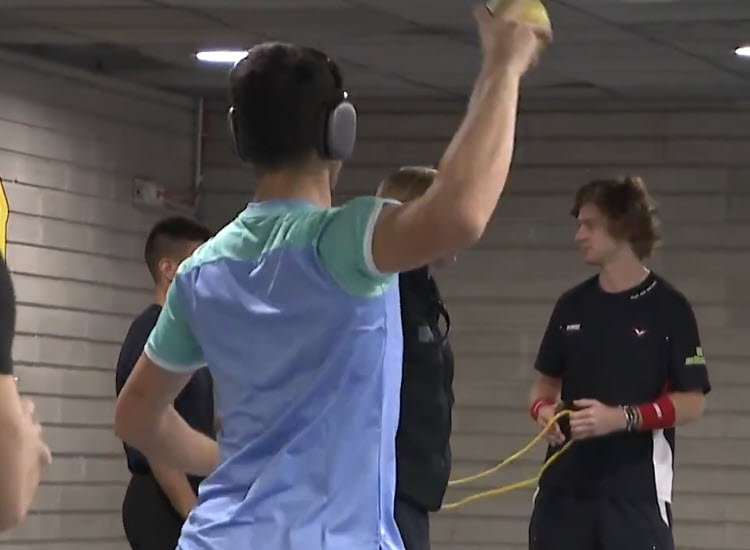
0, 52, 195, 550
200, 99, 750, 550
0, 48, 746, 547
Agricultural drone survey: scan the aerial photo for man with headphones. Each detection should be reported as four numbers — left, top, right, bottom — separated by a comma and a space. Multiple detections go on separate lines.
114, 3, 550, 549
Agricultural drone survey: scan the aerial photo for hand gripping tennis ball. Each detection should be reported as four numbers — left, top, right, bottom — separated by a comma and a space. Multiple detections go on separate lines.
486, 0, 552, 30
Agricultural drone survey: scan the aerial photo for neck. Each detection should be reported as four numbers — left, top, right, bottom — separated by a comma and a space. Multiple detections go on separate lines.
253, 163, 333, 209
598, 251, 649, 293
153, 284, 168, 307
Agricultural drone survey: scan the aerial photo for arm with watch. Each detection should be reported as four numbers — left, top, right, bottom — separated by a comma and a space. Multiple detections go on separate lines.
529, 293, 709, 442
529, 389, 706, 441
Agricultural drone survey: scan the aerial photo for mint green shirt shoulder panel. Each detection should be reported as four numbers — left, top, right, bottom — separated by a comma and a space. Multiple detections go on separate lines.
315, 196, 399, 297
176, 197, 398, 297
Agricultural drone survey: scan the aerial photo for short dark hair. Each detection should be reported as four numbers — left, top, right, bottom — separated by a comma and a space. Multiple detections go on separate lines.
144, 216, 211, 282
229, 42, 343, 170
571, 176, 660, 259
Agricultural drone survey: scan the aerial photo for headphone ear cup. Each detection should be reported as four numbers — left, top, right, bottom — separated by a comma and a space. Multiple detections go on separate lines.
228, 107, 250, 163
324, 100, 357, 161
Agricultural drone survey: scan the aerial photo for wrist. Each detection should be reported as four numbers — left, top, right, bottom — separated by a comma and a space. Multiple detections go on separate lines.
636, 395, 676, 431
621, 405, 640, 433
478, 61, 523, 87
530, 397, 555, 421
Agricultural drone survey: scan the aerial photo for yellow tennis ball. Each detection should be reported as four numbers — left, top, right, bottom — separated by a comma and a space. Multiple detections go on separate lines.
486, 0, 552, 29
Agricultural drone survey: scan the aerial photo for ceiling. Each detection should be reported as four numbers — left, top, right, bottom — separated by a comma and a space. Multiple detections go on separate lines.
0, 0, 749, 104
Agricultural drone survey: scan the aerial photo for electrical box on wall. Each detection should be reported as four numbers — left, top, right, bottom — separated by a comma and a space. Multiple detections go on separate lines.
132, 178, 198, 217
132, 178, 165, 207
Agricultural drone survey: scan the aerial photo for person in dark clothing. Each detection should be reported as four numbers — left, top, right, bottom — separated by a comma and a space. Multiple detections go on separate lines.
0, 255, 51, 531
528, 177, 711, 550
115, 216, 215, 550
378, 167, 456, 550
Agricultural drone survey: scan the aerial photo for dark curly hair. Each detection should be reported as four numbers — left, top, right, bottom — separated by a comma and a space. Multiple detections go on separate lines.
571, 176, 660, 259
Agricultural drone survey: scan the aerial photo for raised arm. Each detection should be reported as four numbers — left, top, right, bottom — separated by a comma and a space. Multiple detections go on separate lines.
372, 2, 551, 273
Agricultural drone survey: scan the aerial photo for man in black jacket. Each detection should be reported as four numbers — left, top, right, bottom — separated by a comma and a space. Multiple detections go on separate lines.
377, 167, 455, 550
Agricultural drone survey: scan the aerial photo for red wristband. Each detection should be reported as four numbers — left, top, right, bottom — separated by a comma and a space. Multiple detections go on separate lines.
637, 395, 676, 431
530, 398, 555, 421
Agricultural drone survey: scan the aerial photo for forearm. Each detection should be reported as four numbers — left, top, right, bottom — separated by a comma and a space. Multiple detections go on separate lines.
149, 460, 197, 519
529, 373, 561, 406
435, 65, 522, 237
0, 421, 42, 529
369, 65, 528, 273
622, 391, 705, 433
118, 405, 219, 477
671, 391, 706, 424
528, 374, 562, 425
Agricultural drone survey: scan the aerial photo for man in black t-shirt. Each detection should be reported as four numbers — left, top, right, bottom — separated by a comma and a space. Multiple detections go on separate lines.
0, 256, 51, 530
115, 217, 215, 550
527, 177, 711, 550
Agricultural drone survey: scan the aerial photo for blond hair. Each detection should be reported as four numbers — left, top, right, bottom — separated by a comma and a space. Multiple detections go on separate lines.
376, 166, 437, 202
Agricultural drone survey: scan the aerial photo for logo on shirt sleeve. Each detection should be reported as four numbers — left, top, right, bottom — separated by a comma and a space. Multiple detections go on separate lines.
685, 347, 706, 366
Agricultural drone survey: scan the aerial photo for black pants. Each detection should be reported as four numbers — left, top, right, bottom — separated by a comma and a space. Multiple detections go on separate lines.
529, 489, 674, 550
122, 474, 185, 550
394, 498, 431, 550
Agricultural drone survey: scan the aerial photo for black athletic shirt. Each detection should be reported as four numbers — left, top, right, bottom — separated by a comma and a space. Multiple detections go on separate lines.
115, 304, 215, 488
0, 257, 14, 375
535, 272, 711, 502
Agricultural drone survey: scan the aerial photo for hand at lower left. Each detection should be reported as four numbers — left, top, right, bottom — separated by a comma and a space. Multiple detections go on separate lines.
569, 399, 626, 440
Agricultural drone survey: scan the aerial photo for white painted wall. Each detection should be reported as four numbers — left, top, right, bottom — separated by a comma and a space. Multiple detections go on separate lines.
0, 52, 196, 550
201, 99, 750, 550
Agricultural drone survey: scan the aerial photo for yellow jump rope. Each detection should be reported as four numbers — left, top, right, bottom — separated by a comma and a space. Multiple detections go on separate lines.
441, 409, 573, 511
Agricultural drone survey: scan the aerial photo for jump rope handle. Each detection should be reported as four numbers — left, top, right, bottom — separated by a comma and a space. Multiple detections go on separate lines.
554, 401, 579, 442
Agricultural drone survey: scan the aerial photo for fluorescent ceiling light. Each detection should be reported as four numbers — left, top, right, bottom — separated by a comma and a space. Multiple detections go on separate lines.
196, 50, 247, 64
735, 46, 750, 58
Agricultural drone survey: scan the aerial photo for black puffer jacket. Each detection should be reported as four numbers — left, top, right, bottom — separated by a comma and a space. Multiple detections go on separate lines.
395, 267, 455, 512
